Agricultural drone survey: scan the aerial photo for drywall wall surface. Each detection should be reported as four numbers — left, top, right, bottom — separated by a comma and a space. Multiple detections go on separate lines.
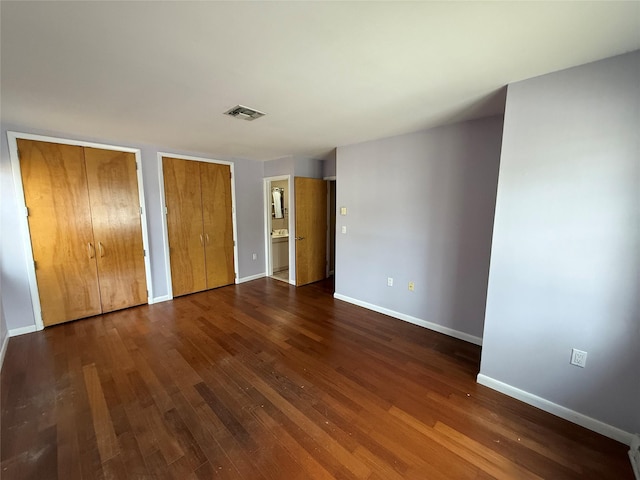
294, 157, 324, 179
335, 115, 503, 339
0, 127, 35, 331
480, 51, 640, 434
0, 288, 8, 367
323, 149, 337, 178
0, 123, 265, 331
264, 156, 294, 177
234, 157, 266, 276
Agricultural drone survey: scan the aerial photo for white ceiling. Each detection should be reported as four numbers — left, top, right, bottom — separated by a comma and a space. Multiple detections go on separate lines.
2, 2, 639, 161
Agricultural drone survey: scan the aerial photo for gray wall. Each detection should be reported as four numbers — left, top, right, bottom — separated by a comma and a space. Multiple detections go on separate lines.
323, 149, 337, 178
234, 158, 267, 276
263, 156, 294, 178
480, 51, 640, 434
0, 123, 265, 332
294, 157, 324, 179
0, 290, 7, 369
335, 116, 503, 340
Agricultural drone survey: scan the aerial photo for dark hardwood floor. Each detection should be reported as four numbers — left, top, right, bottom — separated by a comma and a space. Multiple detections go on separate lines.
1, 278, 633, 479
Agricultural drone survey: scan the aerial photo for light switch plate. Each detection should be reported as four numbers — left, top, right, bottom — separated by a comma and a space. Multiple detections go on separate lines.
340, 207, 347, 215
570, 348, 587, 368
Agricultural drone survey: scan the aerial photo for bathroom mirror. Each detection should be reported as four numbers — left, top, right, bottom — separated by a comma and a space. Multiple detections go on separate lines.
272, 187, 285, 218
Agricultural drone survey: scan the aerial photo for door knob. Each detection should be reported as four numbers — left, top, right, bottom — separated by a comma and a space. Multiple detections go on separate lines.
295, 236, 305, 241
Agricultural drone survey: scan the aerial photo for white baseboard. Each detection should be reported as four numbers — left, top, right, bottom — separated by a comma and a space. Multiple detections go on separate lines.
333, 293, 482, 346
237, 273, 266, 284
9, 325, 37, 337
149, 295, 172, 304
630, 434, 640, 480
0, 333, 9, 371
477, 374, 634, 446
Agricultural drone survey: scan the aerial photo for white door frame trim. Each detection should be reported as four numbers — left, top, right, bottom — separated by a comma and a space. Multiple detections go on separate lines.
263, 175, 294, 285
157, 152, 240, 300
7, 131, 154, 331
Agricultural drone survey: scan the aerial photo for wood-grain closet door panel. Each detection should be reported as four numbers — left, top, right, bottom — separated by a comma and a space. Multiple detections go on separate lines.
295, 177, 327, 286
18, 139, 102, 326
84, 148, 147, 312
163, 157, 206, 296
200, 162, 235, 289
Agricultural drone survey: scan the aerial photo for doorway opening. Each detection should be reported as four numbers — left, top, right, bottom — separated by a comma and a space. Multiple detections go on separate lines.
264, 176, 293, 284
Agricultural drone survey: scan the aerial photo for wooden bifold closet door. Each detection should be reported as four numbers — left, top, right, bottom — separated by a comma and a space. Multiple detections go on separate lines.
84, 148, 147, 312
18, 139, 147, 327
163, 157, 235, 297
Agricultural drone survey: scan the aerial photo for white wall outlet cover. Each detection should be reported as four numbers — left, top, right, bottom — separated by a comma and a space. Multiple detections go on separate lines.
341, 226, 347, 234
387, 277, 393, 287
252, 253, 257, 260
570, 348, 588, 368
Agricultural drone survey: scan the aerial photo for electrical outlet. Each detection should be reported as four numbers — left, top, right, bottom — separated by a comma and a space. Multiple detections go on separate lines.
408, 281, 415, 291
341, 225, 347, 234
387, 277, 393, 287
570, 348, 587, 368
252, 253, 257, 260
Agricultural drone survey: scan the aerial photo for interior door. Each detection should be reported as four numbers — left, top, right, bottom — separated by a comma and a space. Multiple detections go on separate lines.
84, 148, 147, 312
163, 157, 206, 296
200, 162, 235, 289
18, 139, 102, 326
295, 177, 327, 286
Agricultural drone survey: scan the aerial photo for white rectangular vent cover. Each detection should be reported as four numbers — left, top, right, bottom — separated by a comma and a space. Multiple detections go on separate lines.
224, 105, 266, 121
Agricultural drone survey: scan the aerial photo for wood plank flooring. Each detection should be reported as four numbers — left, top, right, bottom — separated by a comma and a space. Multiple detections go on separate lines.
1, 278, 633, 479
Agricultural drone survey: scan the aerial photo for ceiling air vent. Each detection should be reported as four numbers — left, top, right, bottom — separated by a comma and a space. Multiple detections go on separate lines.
223, 105, 266, 121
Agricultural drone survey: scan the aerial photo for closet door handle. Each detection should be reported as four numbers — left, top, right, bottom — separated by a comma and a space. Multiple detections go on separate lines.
88, 242, 95, 259
205, 233, 210, 244
98, 242, 105, 257
295, 236, 305, 241
199, 234, 204, 245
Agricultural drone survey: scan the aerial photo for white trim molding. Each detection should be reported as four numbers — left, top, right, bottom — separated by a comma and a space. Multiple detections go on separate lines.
149, 295, 172, 304
477, 374, 635, 446
333, 293, 483, 346
9, 325, 37, 337
0, 333, 9, 371
237, 273, 266, 284
629, 434, 640, 480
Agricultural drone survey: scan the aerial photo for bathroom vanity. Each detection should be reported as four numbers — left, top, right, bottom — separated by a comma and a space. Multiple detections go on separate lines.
271, 229, 289, 273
